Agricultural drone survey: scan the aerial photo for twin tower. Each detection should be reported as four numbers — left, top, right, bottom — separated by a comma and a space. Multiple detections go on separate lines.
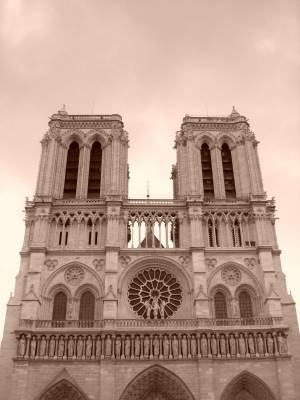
0, 108, 299, 400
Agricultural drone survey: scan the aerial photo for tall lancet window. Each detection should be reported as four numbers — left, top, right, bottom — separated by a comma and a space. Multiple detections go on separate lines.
79, 291, 95, 320
63, 141, 80, 198
88, 142, 102, 198
52, 292, 67, 321
221, 143, 236, 198
239, 291, 253, 318
214, 291, 228, 319
201, 143, 214, 198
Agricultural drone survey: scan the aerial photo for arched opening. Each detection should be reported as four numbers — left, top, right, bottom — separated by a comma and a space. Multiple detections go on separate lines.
232, 219, 242, 247
87, 141, 102, 198
221, 371, 276, 400
79, 291, 95, 321
201, 143, 214, 198
221, 143, 236, 198
239, 291, 253, 318
38, 379, 87, 400
214, 291, 228, 319
119, 365, 195, 400
63, 141, 80, 198
52, 292, 67, 321
208, 218, 219, 247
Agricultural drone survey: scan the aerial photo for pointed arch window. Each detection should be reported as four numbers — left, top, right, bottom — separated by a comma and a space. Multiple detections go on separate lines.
88, 142, 102, 198
79, 291, 95, 321
201, 143, 214, 198
208, 218, 219, 247
52, 292, 67, 321
63, 142, 80, 198
221, 143, 236, 198
214, 291, 228, 319
239, 291, 253, 318
232, 219, 242, 247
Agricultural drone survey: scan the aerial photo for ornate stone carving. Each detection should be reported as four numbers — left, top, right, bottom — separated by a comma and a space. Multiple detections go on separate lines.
128, 267, 183, 319
205, 258, 217, 269
44, 259, 58, 271
178, 255, 190, 269
119, 255, 131, 268
93, 258, 105, 271
244, 258, 256, 269
221, 265, 241, 286
64, 265, 85, 286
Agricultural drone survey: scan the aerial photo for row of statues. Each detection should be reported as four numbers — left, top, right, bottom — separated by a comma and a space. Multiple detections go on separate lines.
17, 330, 288, 360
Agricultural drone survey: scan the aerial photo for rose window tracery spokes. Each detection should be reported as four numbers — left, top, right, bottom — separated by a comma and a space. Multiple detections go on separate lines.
128, 267, 183, 319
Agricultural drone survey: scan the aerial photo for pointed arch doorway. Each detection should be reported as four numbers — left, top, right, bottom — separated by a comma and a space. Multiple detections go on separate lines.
119, 365, 195, 400
38, 379, 87, 400
220, 371, 276, 400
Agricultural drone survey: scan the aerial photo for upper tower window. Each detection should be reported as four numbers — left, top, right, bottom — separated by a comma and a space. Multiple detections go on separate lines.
201, 143, 214, 198
88, 142, 102, 198
63, 142, 80, 198
221, 143, 236, 198
79, 291, 95, 320
52, 292, 67, 321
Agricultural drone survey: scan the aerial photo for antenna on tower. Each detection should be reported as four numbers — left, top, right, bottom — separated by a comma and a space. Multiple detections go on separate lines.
146, 181, 150, 199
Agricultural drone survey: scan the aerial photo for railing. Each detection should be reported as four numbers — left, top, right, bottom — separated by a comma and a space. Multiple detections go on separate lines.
19, 317, 284, 330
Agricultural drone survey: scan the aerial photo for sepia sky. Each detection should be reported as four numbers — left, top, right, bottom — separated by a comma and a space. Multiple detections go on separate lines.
0, 0, 299, 337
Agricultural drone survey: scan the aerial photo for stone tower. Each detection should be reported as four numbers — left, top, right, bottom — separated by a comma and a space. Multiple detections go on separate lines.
0, 108, 299, 400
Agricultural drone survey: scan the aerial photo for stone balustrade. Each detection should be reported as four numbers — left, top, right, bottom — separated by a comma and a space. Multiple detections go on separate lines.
18, 317, 284, 330
16, 329, 289, 361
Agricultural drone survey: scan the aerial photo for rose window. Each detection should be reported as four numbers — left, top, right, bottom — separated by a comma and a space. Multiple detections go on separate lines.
128, 267, 183, 319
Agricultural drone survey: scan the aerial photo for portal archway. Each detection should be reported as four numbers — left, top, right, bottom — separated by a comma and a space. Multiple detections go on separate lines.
38, 379, 87, 400
220, 371, 276, 400
120, 365, 195, 400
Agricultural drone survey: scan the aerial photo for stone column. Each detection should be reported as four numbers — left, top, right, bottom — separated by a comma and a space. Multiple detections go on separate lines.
210, 145, 225, 199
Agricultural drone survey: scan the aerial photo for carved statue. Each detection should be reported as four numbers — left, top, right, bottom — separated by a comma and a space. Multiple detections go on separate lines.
190, 335, 197, 357
67, 336, 75, 358
95, 336, 101, 358
153, 335, 160, 357
77, 336, 84, 358
163, 336, 169, 358
39, 336, 47, 357
153, 297, 160, 320
115, 336, 121, 358
181, 335, 188, 358
210, 334, 218, 356
160, 300, 166, 319
105, 335, 112, 357
277, 332, 287, 354
172, 335, 179, 358
57, 336, 65, 357
229, 334, 236, 355
144, 336, 150, 357
248, 334, 255, 355
48, 336, 56, 357
18, 335, 26, 357
220, 335, 226, 355
86, 336, 93, 358
267, 333, 274, 355
30, 336, 37, 358
201, 334, 208, 356
125, 336, 131, 358
257, 333, 264, 355
238, 334, 246, 356
144, 300, 151, 319
135, 336, 141, 358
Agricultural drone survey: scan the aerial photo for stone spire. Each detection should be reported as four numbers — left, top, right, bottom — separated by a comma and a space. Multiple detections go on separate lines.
229, 106, 240, 119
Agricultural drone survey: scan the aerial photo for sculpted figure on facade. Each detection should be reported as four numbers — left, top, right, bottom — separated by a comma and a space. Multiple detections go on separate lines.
86, 335, 93, 358
190, 335, 197, 357
163, 335, 169, 358
248, 334, 255, 355
18, 334, 27, 357
95, 336, 101, 358
152, 297, 160, 320
67, 336, 75, 358
267, 333, 274, 355
201, 334, 208, 356
30, 336, 37, 358
160, 300, 166, 319
211, 334, 218, 356
125, 336, 131, 358
238, 334, 246, 356
229, 334, 236, 355
257, 333, 264, 355
172, 335, 179, 358
115, 336, 121, 358
144, 300, 151, 319
153, 335, 160, 357
181, 334, 188, 358
77, 336, 84, 358
144, 335, 150, 358
39, 336, 47, 357
220, 334, 226, 356
277, 332, 287, 355
49, 336, 56, 357
105, 335, 112, 357
134, 335, 141, 358
57, 336, 65, 357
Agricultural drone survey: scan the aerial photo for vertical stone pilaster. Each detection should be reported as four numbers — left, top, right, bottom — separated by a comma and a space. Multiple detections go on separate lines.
211, 146, 225, 199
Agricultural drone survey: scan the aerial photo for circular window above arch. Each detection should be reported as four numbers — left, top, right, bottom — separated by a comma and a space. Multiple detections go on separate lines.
128, 267, 183, 319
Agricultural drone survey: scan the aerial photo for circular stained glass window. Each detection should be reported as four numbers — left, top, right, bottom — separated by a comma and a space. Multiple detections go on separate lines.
128, 267, 183, 319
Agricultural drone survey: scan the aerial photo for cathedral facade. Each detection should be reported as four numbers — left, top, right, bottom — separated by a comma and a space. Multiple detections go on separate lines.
0, 108, 299, 400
